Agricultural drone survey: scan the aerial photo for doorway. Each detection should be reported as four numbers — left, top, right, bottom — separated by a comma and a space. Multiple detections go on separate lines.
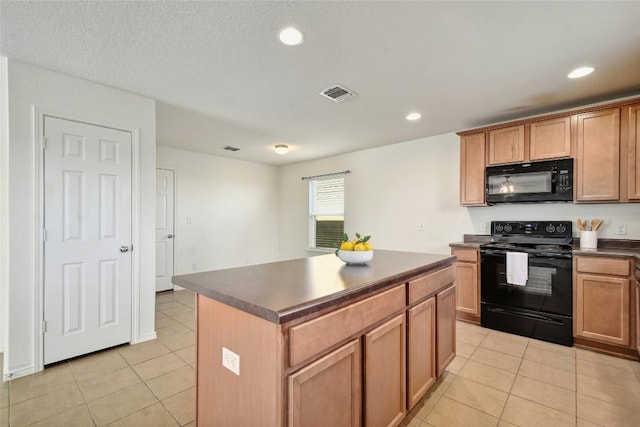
156, 168, 175, 292
43, 116, 133, 364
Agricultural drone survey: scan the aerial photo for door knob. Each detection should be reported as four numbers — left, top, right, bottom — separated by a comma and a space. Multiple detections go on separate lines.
167, 234, 173, 239
120, 246, 130, 253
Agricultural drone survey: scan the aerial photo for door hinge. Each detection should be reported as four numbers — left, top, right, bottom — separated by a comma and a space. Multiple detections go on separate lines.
42, 320, 47, 333
41, 137, 48, 149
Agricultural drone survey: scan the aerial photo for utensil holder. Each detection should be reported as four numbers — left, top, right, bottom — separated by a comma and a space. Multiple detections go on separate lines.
580, 231, 598, 249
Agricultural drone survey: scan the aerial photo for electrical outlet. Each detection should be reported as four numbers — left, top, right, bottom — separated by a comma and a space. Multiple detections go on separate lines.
480, 222, 487, 233
615, 223, 627, 235
192, 263, 197, 271
418, 222, 425, 231
222, 347, 240, 375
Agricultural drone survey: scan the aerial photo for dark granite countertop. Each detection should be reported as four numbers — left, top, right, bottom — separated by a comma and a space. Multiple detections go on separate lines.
449, 242, 483, 249
172, 250, 455, 324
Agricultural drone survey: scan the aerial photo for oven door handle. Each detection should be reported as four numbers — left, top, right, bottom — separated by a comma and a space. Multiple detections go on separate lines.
486, 306, 565, 325
480, 249, 509, 256
481, 249, 571, 259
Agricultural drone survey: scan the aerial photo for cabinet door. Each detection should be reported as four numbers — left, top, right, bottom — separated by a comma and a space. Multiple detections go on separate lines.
576, 108, 621, 201
488, 125, 525, 165
407, 297, 436, 410
529, 117, 571, 160
575, 273, 630, 346
288, 339, 361, 427
436, 285, 456, 376
460, 133, 486, 206
364, 314, 406, 427
628, 104, 640, 200
454, 262, 479, 316
636, 280, 640, 355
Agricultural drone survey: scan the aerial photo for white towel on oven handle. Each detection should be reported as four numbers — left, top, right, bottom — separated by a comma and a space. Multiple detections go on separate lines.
506, 252, 528, 286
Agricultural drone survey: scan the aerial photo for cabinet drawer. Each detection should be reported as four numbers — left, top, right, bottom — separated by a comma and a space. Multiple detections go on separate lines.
451, 248, 479, 262
289, 285, 405, 367
408, 266, 456, 305
576, 256, 630, 276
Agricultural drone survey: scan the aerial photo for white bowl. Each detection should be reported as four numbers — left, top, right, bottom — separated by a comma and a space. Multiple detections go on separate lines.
337, 250, 374, 265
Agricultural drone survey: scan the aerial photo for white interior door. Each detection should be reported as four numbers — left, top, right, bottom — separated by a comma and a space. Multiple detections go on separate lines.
43, 116, 132, 365
156, 168, 175, 292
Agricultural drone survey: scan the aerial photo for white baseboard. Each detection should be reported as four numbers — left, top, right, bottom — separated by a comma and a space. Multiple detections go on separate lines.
3, 364, 36, 381
134, 331, 158, 344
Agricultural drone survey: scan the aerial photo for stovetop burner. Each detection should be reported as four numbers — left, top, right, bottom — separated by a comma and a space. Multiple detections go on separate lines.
481, 221, 573, 254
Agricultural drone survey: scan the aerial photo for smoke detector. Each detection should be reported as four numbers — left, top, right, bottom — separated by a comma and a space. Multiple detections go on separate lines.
319, 84, 356, 103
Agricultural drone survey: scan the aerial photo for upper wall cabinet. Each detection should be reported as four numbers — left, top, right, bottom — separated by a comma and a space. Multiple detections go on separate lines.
488, 125, 525, 165
575, 108, 620, 202
460, 133, 486, 206
458, 97, 640, 206
627, 104, 640, 200
529, 117, 572, 161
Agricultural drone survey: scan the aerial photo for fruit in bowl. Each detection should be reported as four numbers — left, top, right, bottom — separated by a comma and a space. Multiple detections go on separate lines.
336, 232, 373, 264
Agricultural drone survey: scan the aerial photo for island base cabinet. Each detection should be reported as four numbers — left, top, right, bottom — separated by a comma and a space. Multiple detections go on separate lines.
407, 297, 436, 409
364, 314, 406, 427
288, 339, 361, 427
196, 295, 282, 427
436, 285, 457, 376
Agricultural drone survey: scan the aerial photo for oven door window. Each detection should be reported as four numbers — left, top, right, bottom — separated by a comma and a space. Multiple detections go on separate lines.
487, 171, 552, 196
481, 252, 572, 315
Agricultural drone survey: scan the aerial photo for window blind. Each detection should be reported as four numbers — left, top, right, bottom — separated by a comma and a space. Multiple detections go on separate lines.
309, 177, 344, 249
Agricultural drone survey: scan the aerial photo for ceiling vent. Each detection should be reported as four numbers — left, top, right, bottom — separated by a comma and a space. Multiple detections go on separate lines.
319, 84, 356, 103
223, 145, 240, 152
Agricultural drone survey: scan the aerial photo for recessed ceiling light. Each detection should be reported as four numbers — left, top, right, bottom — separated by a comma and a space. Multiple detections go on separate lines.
279, 27, 304, 46
274, 144, 289, 155
406, 112, 422, 121
568, 66, 594, 79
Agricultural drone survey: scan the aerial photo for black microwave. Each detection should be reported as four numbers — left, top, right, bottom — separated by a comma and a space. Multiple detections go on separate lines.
485, 158, 573, 205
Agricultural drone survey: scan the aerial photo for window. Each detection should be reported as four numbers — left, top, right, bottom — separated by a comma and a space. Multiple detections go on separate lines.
309, 177, 344, 249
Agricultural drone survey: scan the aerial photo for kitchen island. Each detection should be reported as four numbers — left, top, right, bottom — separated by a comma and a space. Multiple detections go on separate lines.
173, 249, 457, 427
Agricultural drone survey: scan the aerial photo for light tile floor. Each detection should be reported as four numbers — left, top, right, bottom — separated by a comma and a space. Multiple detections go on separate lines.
401, 321, 640, 427
1, 290, 197, 426
2, 292, 640, 426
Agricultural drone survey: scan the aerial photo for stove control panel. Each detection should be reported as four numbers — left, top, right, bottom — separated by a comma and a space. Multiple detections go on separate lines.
491, 221, 572, 237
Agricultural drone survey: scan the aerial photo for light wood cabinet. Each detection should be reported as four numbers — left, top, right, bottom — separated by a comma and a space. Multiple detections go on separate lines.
529, 116, 572, 161
288, 339, 361, 427
488, 125, 525, 165
627, 104, 640, 200
364, 314, 406, 427
575, 108, 621, 202
436, 285, 456, 376
636, 277, 640, 356
460, 132, 486, 206
194, 258, 457, 427
407, 297, 436, 409
451, 248, 480, 322
574, 256, 631, 346
458, 97, 640, 207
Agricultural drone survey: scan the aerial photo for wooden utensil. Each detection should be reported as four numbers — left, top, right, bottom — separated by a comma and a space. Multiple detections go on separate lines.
576, 219, 585, 231
591, 219, 603, 231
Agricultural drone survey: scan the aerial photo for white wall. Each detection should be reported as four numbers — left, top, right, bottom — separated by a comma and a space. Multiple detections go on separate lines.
1, 59, 157, 379
0, 57, 8, 354
279, 132, 640, 260
157, 146, 280, 273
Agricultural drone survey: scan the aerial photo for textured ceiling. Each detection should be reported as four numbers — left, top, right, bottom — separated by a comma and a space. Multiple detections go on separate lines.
2, 1, 640, 165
